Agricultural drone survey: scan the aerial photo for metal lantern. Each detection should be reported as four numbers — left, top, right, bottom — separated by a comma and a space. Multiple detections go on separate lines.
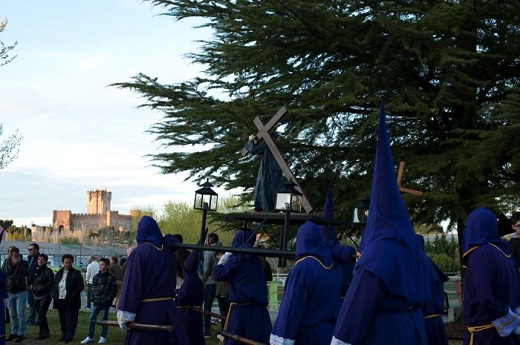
275, 179, 303, 212
194, 179, 218, 211
352, 196, 370, 225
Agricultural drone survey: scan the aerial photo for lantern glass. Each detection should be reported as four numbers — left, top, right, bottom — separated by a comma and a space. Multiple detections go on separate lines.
193, 180, 218, 211
275, 180, 303, 212
352, 197, 370, 224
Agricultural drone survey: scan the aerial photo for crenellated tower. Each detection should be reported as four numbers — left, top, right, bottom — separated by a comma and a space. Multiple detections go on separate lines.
87, 189, 111, 214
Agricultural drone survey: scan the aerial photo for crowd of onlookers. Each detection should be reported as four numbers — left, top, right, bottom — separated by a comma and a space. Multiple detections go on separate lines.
0, 235, 127, 344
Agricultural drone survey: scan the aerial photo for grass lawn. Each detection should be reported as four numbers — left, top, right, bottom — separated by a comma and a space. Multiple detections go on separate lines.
11, 309, 221, 345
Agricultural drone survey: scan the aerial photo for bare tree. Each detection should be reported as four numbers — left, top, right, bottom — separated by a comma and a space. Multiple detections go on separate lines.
0, 19, 17, 67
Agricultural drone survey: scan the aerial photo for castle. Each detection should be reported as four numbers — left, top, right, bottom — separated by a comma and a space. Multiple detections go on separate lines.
31, 189, 131, 243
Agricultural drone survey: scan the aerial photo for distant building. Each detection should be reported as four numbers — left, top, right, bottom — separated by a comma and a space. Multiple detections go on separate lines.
31, 189, 131, 243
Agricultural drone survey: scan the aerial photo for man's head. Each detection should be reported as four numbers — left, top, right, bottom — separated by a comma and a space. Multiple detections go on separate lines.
89, 255, 97, 263
99, 258, 110, 272
28, 243, 39, 257
110, 256, 118, 265
207, 233, 219, 245
511, 212, 520, 236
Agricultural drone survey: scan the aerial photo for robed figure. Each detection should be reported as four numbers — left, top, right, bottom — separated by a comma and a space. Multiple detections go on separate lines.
331, 105, 432, 345
117, 216, 188, 345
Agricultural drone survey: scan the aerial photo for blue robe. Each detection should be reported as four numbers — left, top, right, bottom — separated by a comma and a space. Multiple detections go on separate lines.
176, 249, 205, 345
332, 106, 431, 345
332, 267, 427, 345
213, 230, 271, 345
271, 221, 341, 345
422, 260, 449, 345
462, 207, 520, 345
118, 216, 188, 345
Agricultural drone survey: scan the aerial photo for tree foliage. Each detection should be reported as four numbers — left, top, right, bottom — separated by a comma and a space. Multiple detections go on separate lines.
0, 19, 17, 67
113, 0, 520, 238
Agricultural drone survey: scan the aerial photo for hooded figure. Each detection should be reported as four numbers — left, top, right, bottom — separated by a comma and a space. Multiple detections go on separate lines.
417, 234, 449, 345
331, 104, 432, 345
213, 229, 271, 345
270, 220, 341, 345
117, 216, 188, 345
176, 248, 206, 345
461, 207, 520, 345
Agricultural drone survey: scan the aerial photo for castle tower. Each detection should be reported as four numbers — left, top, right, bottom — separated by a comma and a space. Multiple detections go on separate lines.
87, 189, 112, 214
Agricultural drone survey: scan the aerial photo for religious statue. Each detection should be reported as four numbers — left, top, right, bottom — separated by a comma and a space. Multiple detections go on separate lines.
245, 133, 285, 212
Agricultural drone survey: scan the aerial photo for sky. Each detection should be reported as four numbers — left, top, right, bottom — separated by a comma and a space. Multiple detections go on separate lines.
0, 0, 227, 226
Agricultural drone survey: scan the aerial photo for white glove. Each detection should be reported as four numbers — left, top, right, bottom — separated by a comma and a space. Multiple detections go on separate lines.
218, 252, 232, 265
118, 319, 129, 331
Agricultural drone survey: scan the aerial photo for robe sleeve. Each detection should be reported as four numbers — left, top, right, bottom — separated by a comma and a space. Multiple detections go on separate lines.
332, 268, 383, 345
270, 266, 307, 345
213, 254, 241, 282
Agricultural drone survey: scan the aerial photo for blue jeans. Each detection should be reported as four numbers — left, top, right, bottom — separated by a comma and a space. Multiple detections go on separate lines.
8, 291, 27, 336
88, 305, 110, 339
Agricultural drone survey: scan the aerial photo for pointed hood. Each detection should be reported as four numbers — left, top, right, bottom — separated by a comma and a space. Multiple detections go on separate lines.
136, 215, 163, 247
462, 207, 510, 265
322, 181, 336, 241
356, 104, 430, 302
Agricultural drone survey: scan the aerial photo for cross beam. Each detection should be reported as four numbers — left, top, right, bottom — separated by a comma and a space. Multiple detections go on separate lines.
241, 106, 287, 157
253, 116, 313, 212
397, 161, 423, 196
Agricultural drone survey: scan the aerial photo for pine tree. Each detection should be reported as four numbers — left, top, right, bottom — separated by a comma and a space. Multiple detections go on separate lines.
113, 0, 520, 239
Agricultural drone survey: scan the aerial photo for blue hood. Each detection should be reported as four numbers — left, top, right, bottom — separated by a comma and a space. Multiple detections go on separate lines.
295, 221, 333, 266
462, 207, 510, 265
136, 215, 163, 247
356, 104, 431, 303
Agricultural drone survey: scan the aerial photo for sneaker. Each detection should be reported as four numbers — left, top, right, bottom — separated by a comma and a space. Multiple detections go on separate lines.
80, 337, 94, 344
98, 337, 107, 344
14, 336, 24, 343
6, 334, 17, 341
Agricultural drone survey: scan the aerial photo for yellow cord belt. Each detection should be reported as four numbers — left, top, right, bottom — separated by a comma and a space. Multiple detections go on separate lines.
424, 314, 440, 319
467, 324, 494, 345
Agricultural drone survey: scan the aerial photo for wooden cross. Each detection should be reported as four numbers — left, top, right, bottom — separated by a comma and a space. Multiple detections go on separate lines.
397, 161, 423, 196
241, 107, 313, 213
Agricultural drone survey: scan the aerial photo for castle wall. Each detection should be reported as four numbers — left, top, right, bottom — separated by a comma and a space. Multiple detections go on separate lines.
53, 210, 72, 231
45, 189, 131, 244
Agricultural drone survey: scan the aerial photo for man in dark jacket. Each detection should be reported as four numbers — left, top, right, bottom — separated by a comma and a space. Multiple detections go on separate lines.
80, 258, 117, 344
26, 242, 40, 325
4, 246, 30, 343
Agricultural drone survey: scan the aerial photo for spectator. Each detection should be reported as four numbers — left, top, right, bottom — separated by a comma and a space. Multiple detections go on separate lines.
26, 243, 40, 325
0, 226, 8, 343
202, 232, 219, 338
508, 211, 520, 268
2, 245, 16, 325
462, 207, 520, 344
80, 258, 117, 345
85, 256, 99, 309
214, 229, 272, 345
4, 246, 29, 343
31, 253, 54, 340
117, 216, 188, 345
51, 253, 85, 343
109, 257, 123, 308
